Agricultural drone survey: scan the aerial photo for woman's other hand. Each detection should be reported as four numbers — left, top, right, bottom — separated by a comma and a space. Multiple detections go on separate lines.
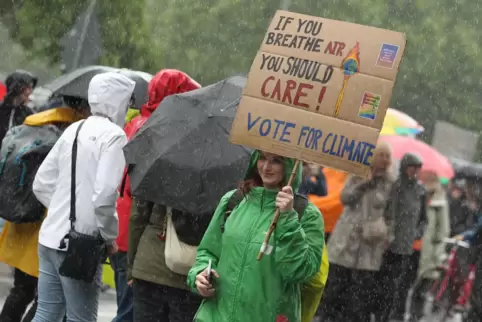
195, 268, 219, 298
276, 186, 294, 213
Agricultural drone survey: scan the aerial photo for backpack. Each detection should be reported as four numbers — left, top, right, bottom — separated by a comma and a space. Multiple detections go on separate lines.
0, 124, 61, 223
222, 189, 329, 322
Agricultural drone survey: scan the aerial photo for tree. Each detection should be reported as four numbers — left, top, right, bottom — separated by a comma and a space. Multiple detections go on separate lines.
3, 0, 482, 159
148, 0, 482, 159
0, 0, 158, 72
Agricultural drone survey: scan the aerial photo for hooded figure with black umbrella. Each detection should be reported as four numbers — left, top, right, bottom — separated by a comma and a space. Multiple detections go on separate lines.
124, 76, 252, 322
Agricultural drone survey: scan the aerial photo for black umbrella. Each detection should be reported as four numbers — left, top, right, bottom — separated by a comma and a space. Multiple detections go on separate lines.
451, 157, 482, 180
44, 65, 152, 109
124, 76, 252, 214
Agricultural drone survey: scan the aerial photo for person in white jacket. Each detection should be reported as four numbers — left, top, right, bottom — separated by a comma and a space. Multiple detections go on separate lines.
31, 72, 135, 322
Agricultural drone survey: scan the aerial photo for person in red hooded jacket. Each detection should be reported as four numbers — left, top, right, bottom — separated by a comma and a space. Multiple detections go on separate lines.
110, 69, 200, 322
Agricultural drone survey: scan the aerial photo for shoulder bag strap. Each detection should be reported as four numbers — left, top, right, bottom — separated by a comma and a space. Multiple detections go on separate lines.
70, 120, 86, 230
293, 193, 309, 220
221, 189, 245, 233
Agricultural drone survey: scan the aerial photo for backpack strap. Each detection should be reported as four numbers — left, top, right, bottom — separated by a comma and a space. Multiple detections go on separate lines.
293, 193, 309, 220
221, 189, 244, 233
220, 190, 310, 233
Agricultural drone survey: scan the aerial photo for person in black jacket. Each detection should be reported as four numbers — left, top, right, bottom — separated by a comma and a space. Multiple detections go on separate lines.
378, 153, 428, 322
0, 70, 37, 149
298, 162, 328, 197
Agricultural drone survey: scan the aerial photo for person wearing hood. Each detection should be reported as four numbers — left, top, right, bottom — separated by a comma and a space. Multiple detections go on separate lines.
112, 69, 200, 322
0, 70, 37, 150
320, 142, 394, 322
31, 72, 135, 322
378, 153, 428, 322
0, 104, 86, 322
186, 150, 324, 322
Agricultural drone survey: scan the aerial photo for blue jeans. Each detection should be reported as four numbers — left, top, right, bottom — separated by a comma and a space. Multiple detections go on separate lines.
110, 252, 133, 322
32, 244, 102, 322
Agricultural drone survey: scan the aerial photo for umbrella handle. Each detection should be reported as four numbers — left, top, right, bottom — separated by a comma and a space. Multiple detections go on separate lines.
257, 159, 301, 261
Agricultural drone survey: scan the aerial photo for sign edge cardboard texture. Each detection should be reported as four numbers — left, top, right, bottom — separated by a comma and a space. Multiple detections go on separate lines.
243, 50, 395, 129
232, 10, 406, 177
263, 10, 407, 81
229, 96, 378, 177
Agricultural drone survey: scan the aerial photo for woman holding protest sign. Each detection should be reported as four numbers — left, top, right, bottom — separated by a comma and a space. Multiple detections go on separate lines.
187, 150, 325, 322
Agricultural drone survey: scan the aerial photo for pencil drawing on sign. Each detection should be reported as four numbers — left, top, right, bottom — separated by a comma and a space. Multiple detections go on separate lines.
334, 42, 360, 117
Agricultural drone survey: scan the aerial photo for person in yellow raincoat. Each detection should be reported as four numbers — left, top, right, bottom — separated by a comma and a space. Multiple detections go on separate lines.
0, 104, 86, 322
301, 244, 329, 322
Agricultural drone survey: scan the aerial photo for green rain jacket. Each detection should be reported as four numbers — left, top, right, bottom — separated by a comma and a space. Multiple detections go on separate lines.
187, 151, 325, 322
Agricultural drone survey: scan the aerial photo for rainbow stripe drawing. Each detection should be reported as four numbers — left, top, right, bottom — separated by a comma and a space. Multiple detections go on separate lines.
359, 91, 381, 120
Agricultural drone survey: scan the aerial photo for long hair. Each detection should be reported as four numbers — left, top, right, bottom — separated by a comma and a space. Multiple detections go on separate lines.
238, 167, 263, 195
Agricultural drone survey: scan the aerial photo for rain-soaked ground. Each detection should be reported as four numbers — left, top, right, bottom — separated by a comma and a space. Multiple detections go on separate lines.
0, 262, 464, 322
0, 263, 116, 322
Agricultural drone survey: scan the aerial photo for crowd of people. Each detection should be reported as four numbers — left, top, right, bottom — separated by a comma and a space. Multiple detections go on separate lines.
0, 67, 479, 322
316, 144, 482, 322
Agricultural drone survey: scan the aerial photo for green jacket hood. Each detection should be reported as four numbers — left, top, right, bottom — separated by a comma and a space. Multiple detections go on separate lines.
245, 150, 303, 192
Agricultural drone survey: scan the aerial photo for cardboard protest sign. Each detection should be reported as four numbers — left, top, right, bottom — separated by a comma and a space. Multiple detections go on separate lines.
230, 10, 406, 176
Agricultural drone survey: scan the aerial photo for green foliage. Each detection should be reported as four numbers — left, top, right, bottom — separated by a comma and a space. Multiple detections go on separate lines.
2, 0, 482, 158
148, 0, 482, 159
0, 0, 158, 71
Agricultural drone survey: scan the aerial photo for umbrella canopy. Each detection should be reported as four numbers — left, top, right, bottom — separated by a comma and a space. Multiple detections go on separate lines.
381, 108, 424, 136
124, 76, 252, 214
379, 135, 454, 179
449, 157, 482, 180
44, 65, 152, 109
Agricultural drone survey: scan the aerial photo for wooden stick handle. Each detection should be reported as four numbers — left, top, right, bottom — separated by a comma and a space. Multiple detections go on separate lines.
257, 159, 301, 261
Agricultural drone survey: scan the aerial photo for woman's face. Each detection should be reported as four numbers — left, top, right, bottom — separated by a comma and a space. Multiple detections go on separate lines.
19, 84, 33, 105
372, 149, 391, 172
257, 152, 285, 189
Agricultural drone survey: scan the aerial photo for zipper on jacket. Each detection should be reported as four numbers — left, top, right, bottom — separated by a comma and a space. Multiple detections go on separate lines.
229, 189, 266, 322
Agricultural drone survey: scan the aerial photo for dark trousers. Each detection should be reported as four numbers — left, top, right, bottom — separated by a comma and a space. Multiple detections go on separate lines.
110, 252, 134, 322
377, 251, 420, 321
133, 279, 201, 322
0, 268, 37, 322
319, 263, 379, 322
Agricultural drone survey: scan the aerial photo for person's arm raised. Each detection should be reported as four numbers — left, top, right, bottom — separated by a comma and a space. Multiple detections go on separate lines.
274, 187, 325, 284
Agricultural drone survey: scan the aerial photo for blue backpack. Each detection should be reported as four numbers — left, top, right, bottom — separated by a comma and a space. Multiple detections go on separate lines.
0, 124, 61, 223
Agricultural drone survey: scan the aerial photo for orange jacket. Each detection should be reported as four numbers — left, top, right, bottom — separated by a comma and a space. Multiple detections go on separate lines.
308, 168, 347, 233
